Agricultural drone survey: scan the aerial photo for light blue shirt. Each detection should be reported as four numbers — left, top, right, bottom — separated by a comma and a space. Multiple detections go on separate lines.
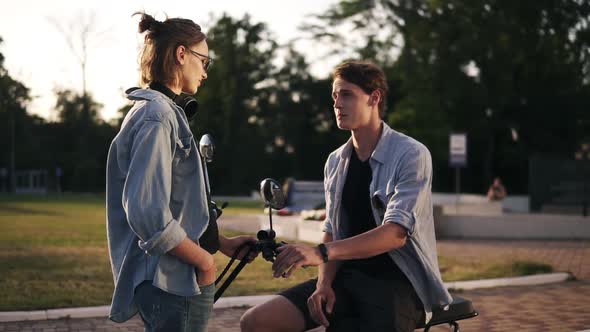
106, 88, 210, 323
322, 122, 452, 323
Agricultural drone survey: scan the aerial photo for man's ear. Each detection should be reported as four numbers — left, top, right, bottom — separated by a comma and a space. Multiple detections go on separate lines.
369, 90, 382, 107
175, 45, 186, 65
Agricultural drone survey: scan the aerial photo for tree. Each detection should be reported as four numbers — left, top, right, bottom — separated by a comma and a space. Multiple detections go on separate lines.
47, 11, 106, 97
193, 14, 281, 194
50, 89, 115, 192
54, 89, 101, 125
48, 10, 111, 139
261, 47, 346, 181
0, 37, 32, 191
1, 33, 117, 194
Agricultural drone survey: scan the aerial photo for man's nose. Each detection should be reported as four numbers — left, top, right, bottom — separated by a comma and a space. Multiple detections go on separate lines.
333, 96, 342, 109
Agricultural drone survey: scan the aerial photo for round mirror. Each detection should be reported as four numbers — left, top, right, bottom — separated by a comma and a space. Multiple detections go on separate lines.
199, 134, 215, 162
260, 178, 286, 210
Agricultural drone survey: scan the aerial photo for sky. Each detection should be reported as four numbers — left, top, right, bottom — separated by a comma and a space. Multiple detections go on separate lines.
0, 0, 339, 122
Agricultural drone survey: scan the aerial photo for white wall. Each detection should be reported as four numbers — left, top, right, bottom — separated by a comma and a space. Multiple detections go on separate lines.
436, 213, 590, 239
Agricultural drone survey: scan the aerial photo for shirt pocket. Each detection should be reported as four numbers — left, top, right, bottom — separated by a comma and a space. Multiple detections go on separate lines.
172, 135, 197, 177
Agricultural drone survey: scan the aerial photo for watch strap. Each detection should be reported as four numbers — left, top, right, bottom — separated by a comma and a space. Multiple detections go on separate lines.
317, 243, 329, 263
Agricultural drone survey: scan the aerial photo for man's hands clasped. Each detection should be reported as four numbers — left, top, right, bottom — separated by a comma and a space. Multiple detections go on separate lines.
272, 243, 324, 278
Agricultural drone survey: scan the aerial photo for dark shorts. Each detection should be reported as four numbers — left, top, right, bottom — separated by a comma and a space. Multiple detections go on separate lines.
278, 268, 424, 332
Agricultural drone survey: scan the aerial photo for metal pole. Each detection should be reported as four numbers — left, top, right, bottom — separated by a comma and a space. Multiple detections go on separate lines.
10, 105, 16, 193
583, 161, 588, 217
455, 167, 460, 213
269, 205, 274, 231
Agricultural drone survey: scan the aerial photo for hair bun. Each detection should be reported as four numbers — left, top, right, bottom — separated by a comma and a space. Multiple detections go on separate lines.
136, 12, 159, 33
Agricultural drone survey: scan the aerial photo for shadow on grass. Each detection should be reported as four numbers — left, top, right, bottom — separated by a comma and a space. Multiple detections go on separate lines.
440, 256, 554, 282
0, 205, 64, 216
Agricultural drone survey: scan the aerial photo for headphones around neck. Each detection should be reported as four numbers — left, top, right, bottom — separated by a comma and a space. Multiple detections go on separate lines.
125, 82, 199, 120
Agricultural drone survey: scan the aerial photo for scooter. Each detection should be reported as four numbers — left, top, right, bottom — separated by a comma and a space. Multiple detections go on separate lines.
213, 177, 286, 302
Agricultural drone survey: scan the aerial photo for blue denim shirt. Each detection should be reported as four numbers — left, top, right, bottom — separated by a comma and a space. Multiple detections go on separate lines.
106, 88, 210, 323
322, 122, 452, 323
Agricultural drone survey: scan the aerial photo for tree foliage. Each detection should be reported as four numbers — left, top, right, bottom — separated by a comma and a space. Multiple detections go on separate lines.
3, 3, 589, 194
305, 0, 590, 193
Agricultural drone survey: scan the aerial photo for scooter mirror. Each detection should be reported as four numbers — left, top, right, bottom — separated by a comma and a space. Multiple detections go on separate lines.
199, 134, 215, 162
260, 178, 286, 210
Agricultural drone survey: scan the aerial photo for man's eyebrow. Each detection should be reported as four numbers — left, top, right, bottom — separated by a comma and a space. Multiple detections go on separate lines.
332, 88, 354, 95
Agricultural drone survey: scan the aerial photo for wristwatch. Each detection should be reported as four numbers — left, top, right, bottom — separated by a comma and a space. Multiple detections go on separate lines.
317, 243, 329, 263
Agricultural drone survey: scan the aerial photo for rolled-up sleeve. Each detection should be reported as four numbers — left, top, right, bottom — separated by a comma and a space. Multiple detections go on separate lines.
383, 145, 432, 237
122, 119, 186, 256
322, 219, 333, 234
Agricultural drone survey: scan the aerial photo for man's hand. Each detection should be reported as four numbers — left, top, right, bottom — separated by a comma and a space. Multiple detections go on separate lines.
307, 283, 335, 327
272, 244, 324, 278
196, 264, 216, 286
220, 235, 258, 262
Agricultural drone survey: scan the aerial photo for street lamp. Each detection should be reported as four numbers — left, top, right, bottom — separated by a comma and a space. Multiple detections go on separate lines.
575, 143, 590, 217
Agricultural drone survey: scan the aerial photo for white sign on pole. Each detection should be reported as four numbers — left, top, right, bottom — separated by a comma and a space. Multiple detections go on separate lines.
449, 133, 467, 167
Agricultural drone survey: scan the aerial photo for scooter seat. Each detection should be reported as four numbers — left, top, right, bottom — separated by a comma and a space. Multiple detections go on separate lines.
416, 296, 478, 330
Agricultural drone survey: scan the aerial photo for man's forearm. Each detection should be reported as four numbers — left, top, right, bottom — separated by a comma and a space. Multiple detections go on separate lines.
317, 233, 340, 286
218, 234, 230, 256
325, 223, 407, 261
169, 237, 215, 271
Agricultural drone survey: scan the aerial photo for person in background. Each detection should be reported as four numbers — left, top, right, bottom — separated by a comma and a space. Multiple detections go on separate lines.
487, 177, 507, 201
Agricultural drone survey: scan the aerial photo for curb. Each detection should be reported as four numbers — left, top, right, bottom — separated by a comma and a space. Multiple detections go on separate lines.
444, 272, 573, 290
0, 295, 279, 323
0, 272, 573, 323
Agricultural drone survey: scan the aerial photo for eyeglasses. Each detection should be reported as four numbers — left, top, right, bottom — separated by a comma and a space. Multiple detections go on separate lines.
185, 47, 213, 71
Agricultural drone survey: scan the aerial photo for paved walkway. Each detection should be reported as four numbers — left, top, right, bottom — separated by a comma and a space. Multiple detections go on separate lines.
2, 280, 589, 331
2, 215, 589, 331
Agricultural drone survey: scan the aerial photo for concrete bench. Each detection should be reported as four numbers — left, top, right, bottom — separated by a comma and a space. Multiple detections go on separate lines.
284, 180, 325, 212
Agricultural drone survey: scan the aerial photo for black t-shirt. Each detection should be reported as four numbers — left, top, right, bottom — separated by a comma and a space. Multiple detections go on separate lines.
340, 148, 402, 278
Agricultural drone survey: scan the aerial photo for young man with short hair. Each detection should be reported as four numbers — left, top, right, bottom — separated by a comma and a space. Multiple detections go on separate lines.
240, 60, 451, 332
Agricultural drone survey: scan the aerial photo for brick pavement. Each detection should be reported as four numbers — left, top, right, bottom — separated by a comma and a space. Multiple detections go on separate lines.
1, 239, 588, 331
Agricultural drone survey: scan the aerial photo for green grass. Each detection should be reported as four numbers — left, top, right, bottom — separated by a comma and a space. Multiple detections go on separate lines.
438, 256, 553, 282
0, 194, 553, 311
215, 199, 264, 215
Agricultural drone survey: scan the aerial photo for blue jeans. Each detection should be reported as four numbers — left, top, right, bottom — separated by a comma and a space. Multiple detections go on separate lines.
134, 280, 215, 332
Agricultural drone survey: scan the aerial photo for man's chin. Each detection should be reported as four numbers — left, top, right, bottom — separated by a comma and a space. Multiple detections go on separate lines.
336, 121, 351, 130
183, 86, 199, 95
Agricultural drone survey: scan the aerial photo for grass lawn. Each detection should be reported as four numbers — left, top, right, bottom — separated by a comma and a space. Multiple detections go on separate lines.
0, 194, 553, 311
215, 199, 264, 216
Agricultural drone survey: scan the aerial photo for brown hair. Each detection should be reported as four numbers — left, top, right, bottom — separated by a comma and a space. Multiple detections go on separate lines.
332, 61, 389, 118
135, 12, 207, 86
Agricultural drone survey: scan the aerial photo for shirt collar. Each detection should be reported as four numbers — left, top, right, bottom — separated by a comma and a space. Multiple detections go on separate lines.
371, 122, 393, 165
338, 121, 393, 165
126, 88, 171, 102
